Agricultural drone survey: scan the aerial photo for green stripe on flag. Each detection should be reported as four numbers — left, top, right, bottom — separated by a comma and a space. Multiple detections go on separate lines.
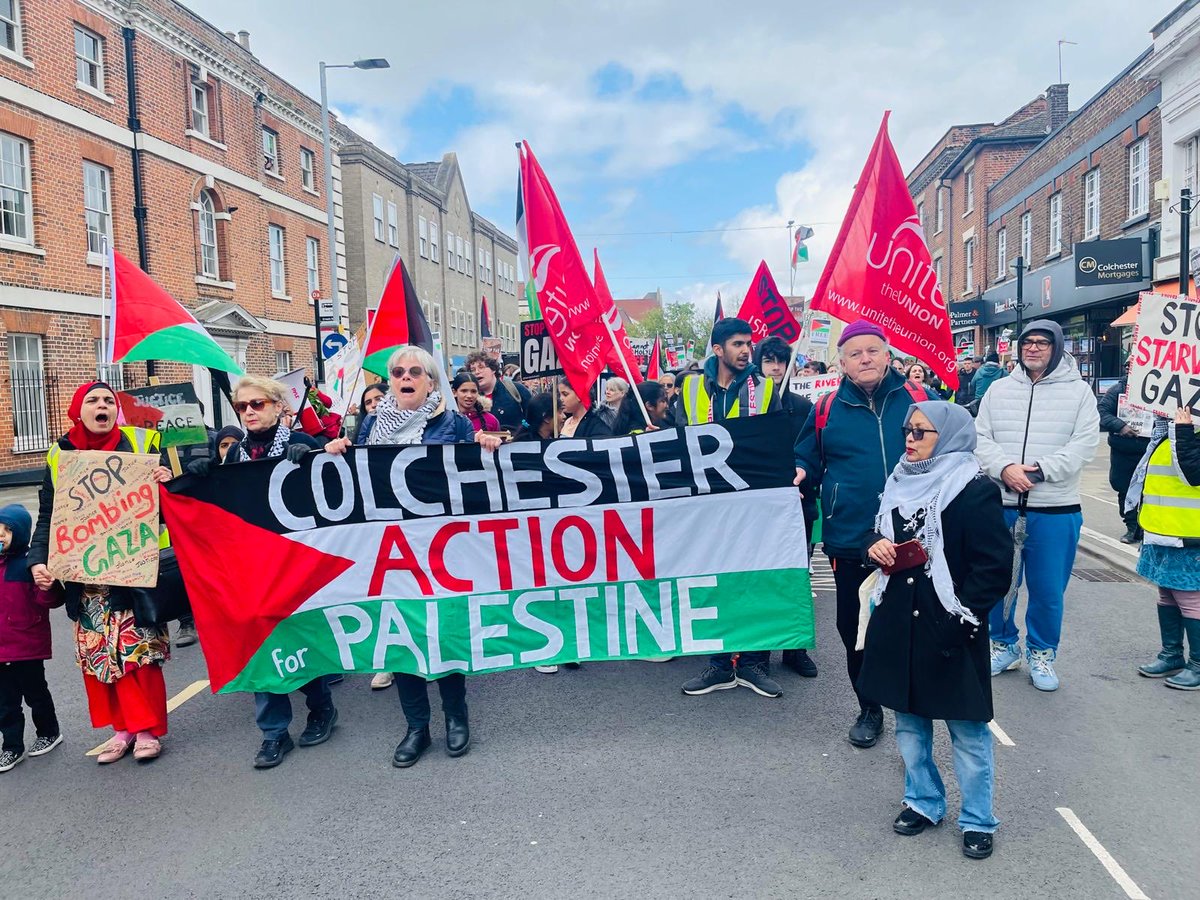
220, 568, 814, 693
118, 324, 244, 374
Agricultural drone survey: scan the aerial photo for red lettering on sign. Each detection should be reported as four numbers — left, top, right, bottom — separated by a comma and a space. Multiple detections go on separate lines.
428, 521, 473, 593
603, 507, 655, 581
369, 524, 432, 597
551, 516, 597, 583
478, 518, 520, 591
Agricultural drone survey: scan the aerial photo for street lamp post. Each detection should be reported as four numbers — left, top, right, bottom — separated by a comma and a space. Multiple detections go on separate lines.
317, 56, 389, 382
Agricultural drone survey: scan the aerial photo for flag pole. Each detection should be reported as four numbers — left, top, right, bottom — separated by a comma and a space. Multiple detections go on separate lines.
98, 236, 108, 373
601, 315, 653, 428
337, 256, 392, 439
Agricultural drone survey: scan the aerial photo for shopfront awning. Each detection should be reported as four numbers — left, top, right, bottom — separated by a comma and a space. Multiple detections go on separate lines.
1110, 306, 1137, 327
1148, 278, 1195, 298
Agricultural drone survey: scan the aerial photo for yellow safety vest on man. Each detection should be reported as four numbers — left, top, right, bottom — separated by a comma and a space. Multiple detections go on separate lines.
679, 372, 776, 425
47, 426, 171, 549
1139, 438, 1200, 539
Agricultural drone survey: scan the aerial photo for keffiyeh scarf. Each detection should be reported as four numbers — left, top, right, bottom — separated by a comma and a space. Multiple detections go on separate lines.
367, 391, 441, 446
238, 422, 292, 462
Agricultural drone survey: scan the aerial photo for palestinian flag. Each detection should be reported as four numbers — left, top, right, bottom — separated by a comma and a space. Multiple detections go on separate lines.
792, 225, 814, 267
108, 249, 242, 373
516, 169, 542, 319
160, 416, 814, 693
362, 256, 433, 375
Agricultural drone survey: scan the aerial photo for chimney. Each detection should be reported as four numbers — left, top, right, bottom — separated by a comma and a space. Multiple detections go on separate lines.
236, 30, 251, 51
1046, 83, 1069, 132
224, 31, 236, 42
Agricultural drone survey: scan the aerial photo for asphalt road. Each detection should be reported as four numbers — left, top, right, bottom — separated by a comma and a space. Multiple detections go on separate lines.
0, 528, 1193, 899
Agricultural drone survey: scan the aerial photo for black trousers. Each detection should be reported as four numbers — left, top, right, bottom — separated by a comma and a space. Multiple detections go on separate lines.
0, 660, 60, 754
829, 555, 875, 709
395, 673, 467, 730
1109, 451, 1141, 530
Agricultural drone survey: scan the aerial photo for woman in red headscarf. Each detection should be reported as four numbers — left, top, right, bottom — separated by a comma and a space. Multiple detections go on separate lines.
27, 382, 174, 764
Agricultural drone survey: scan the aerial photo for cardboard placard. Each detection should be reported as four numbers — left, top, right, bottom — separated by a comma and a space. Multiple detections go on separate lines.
119, 384, 208, 449
48, 450, 161, 587
1127, 291, 1200, 417
788, 373, 842, 402
1117, 395, 1155, 438
520, 320, 563, 377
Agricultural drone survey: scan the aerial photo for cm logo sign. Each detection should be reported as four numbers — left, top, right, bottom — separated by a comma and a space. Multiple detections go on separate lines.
1078, 256, 1098, 274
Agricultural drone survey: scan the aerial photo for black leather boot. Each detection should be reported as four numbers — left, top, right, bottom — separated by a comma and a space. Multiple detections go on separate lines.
445, 714, 470, 757
392, 726, 431, 768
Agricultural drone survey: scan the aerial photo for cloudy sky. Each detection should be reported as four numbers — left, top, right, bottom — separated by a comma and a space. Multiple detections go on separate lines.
194, 0, 1174, 314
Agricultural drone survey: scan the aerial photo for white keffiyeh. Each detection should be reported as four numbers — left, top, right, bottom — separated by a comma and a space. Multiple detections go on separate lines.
366, 391, 441, 446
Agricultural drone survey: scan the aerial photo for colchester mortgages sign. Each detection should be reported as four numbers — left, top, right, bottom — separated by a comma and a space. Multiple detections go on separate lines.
162, 418, 814, 693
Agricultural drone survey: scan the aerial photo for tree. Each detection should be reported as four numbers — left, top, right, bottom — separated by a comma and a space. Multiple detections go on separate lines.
627, 302, 710, 358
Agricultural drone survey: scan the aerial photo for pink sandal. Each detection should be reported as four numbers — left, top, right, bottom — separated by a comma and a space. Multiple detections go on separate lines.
96, 735, 135, 765
133, 737, 162, 761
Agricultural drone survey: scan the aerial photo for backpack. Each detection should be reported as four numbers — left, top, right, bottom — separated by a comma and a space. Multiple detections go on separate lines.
813, 379, 927, 459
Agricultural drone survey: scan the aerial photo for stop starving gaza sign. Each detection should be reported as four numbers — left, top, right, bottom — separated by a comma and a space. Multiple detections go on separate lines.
161, 418, 814, 693
1127, 291, 1200, 417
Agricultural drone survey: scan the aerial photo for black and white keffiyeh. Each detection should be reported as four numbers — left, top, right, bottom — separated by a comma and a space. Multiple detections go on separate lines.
366, 391, 441, 446
238, 422, 292, 461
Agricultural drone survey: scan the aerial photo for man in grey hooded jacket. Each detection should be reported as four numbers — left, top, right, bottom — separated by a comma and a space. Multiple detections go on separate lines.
974, 320, 1099, 692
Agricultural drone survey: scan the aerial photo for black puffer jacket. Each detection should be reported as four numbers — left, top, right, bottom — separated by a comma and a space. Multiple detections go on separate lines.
1098, 376, 1151, 460
856, 475, 1014, 722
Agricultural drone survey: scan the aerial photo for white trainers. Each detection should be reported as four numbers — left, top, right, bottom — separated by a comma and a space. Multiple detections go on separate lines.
534, 665, 559, 674
370, 672, 395, 690
1027, 647, 1060, 692
989, 640, 1022, 676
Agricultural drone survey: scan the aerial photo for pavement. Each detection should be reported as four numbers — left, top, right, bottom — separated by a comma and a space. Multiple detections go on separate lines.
1077, 442, 1144, 577
0, 467, 1193, 899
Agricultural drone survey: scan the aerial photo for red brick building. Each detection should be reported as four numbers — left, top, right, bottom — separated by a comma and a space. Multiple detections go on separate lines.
981, 51, 1161, 385
907, 88, 1065, 358
0, 0, 337, 478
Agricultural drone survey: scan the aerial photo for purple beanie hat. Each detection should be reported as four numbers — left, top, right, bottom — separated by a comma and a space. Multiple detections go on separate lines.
837, 319, 887, 347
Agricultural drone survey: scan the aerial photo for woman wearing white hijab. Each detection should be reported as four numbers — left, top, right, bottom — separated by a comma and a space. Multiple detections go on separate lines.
858, 401, 1013, 861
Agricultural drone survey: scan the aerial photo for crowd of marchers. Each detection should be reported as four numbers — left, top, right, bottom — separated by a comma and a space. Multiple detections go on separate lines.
2, 316, 1198, 866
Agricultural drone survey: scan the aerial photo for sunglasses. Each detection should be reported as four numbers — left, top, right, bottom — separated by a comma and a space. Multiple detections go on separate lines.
233, 398, 275, 414
901, 426, 939, 441
391, 366, 426, 379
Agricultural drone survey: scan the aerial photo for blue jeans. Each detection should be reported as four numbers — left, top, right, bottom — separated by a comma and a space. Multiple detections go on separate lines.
709, 651, 770, 671
989, 509, 1081, 652
894, 713, 999, 833
254, 677, 333, 740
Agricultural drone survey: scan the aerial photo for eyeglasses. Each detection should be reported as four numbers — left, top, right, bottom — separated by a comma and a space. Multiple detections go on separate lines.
233, 398, 274, 414
391, 366, 425, 379
901, 426, 938, 441
1021, 338, 1052, 349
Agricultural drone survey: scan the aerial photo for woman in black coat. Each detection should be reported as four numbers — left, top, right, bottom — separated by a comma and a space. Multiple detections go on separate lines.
858, 401, 1013, 861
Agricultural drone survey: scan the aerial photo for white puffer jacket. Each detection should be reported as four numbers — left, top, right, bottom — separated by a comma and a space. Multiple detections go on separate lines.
974, 353, 1099, 508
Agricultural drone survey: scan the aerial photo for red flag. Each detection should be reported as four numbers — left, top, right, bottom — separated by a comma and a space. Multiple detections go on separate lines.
810, 112, 958, 389
480, 295, 493, 338
646, 335, 662, 380
593, 250, 643, 385
363, 256, 433, 374
736, 261, 802, 343
518, 142, 608, 407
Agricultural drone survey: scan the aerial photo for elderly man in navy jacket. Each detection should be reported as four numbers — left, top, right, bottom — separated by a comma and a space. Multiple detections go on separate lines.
794, 320, 936, 749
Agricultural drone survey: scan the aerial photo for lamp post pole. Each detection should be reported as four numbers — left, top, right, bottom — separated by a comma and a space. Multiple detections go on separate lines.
316, 57, 389, 383
1180, 187, 1192, 298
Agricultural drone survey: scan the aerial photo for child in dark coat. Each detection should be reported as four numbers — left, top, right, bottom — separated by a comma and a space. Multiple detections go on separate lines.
0, 504, 64, 771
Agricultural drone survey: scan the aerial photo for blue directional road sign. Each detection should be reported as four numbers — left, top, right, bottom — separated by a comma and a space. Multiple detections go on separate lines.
321, 331, 348, 359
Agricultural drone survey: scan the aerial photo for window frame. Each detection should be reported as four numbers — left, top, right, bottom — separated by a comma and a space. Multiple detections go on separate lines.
1084, 168, 1100, 240
430, 222, 440, 262
446, 230, 455, 268
1, 0, 22, 56
386, 200, 398, 247
262, 127, 280, 176
964, 237, 975, 294
418, 216, 429, 258
190, 80, 209, 137
0, 131, 33, 244
1048, 192, 1062, 255
275, 350, 292, 375
996, 227, 1007, 280
73, 24, 104, 93
8, 332, 49, 453
83, 160, 111, 257
300, 148, 315, 192
965, 171, 975, 213
268, 223, 286, 295
456, 235, 465, 273
465, 241, 473, 277
197, 190, 219, 279
1020, 211, 1032, 264
935, 187, 945, 234
372, 194, 384, 242
1128, 137, 1149, 218
305, 235, 320, 297
916, 201, 924, 230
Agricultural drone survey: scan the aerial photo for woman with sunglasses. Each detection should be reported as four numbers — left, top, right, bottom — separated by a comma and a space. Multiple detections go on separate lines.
216, 375, 333, 769
325, 346, 499, 768
27, 382, 174, 764
858, 402, 1013, 860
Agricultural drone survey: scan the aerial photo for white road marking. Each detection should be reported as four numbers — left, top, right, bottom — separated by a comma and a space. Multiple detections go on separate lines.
1079, 526, 1141, 562
987, 720, 1015, 747
1081, 492, 1118, 507
86, 679, 210, 756
1056, 807, 1150, 900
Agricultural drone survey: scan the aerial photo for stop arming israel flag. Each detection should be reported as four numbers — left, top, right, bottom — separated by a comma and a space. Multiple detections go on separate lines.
161, 417, 814, 693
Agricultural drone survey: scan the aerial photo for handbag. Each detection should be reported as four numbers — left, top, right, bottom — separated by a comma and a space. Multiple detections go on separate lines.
130, 548, 192, 628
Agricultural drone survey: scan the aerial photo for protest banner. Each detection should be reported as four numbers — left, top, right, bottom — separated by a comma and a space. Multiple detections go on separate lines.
118, 383, 208, 448
482, 337, 503, 361
1117, 395, 1155, 438
810, 319, 831, 346
161, 416, 814, 693
520, 319, 564, 378
737, 261, 802, 343
324, 336, 362, 417
628, 338, 656, 368
1127, 291, 1200, 417
274, 367, 308, 413
48, 450, 161, 587
788, 373, 842, 402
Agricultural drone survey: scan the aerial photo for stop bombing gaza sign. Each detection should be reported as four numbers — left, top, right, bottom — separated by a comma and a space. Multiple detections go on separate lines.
1126, 291, 1200, 417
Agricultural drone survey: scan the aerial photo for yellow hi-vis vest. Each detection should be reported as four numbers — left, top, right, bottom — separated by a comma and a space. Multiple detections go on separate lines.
1139, 439, 1200, 539
680, 373, 776, 425
47, 426, 171, 549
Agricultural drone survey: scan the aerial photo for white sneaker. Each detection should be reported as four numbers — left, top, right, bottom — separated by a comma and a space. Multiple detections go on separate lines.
370, 672, 395, 690
534, 665, 559, 674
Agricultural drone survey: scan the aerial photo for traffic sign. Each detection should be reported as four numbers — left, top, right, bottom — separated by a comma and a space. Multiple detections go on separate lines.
319, 299, 335, 320
321, 331, 348, 360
